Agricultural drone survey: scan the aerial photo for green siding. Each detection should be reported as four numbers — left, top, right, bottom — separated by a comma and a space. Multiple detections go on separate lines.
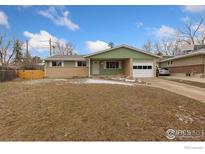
87, 47, 155, 60
91, 60, 123, 75
45, 61, 76, 67
99, 68, 123, 75
45, 61, 49, 67
64, 61, 75, 67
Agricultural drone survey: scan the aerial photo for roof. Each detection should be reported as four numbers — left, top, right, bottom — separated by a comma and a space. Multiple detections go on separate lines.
45, 55, 86, 61
160, 49, 205, 62
84, 44, 161, 58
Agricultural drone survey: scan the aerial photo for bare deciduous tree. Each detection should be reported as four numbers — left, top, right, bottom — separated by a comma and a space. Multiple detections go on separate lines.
142, 18, 205, 56
142, 39, 182, 56
179, 17, 205, 45
155, 40, 181, 56
142, 40, 153, 52
0, 35, 16, 69
53, 41, 75, 55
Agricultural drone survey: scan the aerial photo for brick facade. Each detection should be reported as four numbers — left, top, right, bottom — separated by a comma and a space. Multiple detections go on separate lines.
168, 64, 204, 74
45, 67, 88, 78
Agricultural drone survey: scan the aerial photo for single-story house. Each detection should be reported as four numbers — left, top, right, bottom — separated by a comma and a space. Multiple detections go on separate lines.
159, 49, 205, 77
44, 45, 160, 78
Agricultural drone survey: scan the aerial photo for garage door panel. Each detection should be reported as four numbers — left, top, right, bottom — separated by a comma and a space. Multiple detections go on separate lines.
133, 60, 153, 77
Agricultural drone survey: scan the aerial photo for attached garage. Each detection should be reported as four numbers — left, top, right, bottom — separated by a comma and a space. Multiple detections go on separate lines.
133, 60, 154, 77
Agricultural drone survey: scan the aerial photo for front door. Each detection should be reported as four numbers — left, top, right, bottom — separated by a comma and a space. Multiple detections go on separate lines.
92, 61, 100, 75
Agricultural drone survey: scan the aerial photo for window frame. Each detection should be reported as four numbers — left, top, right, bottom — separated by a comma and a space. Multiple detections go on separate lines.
77, 61, 87, 67
147, 65, 152, 69
106, 61, 120, 69
133, 65, 152, 69
51, 61, 63, 67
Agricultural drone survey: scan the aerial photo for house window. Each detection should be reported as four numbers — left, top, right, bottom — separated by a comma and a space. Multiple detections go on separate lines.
133, 65, 152, 69
77, 61, 86, 67
52, 61, 62, 67
170, 61, 173, 65
147, 66, 152, 69
133, 66, 138, 69
138, 66, 143, 69
106, 61, 119, 69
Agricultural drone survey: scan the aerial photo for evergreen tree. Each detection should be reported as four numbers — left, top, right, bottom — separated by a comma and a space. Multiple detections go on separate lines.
13, 40, 23, 64
108, 42, 114, 48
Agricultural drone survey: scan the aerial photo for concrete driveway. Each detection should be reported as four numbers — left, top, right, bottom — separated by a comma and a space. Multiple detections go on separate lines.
146, 78, 205, 103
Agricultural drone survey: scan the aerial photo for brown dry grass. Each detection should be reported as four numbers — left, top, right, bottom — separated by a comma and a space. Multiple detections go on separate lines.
0, 79, 205, 141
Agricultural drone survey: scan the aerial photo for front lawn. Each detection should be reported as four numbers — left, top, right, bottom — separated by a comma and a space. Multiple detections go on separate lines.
0, 79, 204, 141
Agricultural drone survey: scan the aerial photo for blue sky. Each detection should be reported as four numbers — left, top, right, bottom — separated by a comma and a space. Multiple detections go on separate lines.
0, 5, 204, 58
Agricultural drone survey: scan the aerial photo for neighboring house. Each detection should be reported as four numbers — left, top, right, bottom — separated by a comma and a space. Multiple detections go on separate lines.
45, 45, 160, 78
159, 49, 205, 77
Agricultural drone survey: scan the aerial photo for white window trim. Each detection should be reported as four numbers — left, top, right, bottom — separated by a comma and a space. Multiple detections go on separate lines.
51, 61, 63, 67
104, 61, 107, 69
49, 61, 52, 67
105, 61, 121, 69
76, 61, 87, 67
119, 61, 122, 69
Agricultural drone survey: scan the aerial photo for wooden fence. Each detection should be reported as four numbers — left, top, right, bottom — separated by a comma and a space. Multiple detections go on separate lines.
0, 69, 17, 82
17, 70, 44, 79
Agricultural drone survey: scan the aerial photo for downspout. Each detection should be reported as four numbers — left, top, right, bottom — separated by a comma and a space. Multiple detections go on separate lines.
88, 58, 91, 78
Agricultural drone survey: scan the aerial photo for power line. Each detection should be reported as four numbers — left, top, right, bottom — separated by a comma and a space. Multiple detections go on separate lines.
24, 38, 62, 55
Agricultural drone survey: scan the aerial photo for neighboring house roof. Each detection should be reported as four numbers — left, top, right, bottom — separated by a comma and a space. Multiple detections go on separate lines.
160, 49, 205, 62
161, 55, 174, 59
84, 44, 161, 58
45, 55, 86, 61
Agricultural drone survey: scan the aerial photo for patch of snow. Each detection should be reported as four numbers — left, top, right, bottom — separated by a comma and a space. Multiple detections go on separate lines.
84, 79, 134, 86
137, 79, 142, 83
125, 78, 136, 82
23, 78, 135, 86
175, 113, 194, 124
119, 78, 125, 81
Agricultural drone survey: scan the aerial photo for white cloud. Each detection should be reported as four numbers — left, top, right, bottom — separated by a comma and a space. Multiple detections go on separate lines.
0, 11, 9, 28
183, 5, 205, 13
38, 7, 79, 31
136, 22, 144, 28
181, 16, 190, 22
23, 30, 68, 53
136, 22, 143, 28
86, 40, 109, 52
155, 25, 177, 39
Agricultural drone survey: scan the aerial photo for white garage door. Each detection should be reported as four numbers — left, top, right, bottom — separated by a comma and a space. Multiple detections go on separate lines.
133, 60, 153, 78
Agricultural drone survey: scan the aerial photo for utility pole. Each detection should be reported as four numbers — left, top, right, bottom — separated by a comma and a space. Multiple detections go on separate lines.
26, 40, 29, 56
49, 38, 52, 56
